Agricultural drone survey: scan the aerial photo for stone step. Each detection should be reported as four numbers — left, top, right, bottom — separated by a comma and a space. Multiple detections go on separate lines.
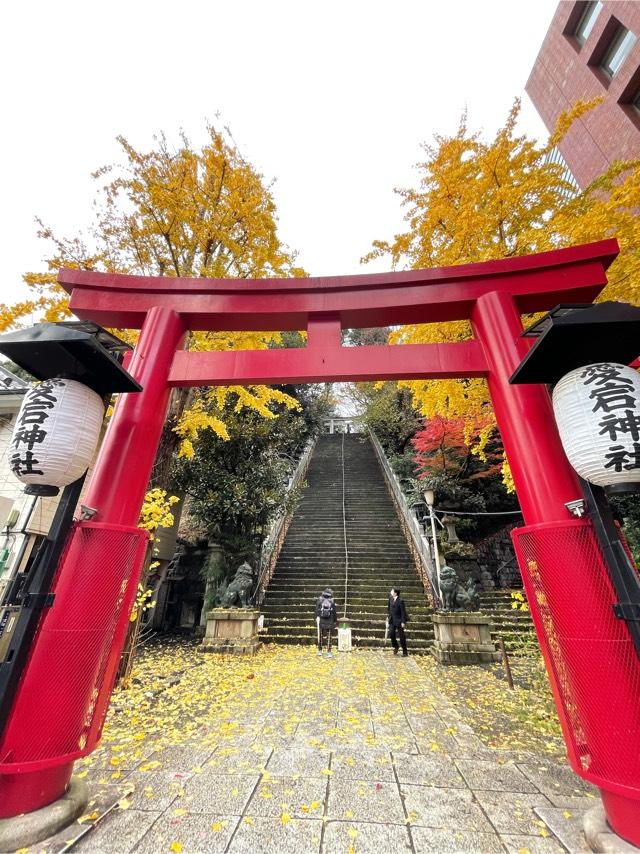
264, 584, 427, 593
262, 622, 435, 636
261, 633, 434, 649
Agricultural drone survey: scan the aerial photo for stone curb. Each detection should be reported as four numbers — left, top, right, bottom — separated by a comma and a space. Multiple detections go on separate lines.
583, 804, 640, 852
0, 779, 88, 852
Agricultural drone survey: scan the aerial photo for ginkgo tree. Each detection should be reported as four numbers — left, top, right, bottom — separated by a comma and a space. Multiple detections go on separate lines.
365, 98, 640, 476
2, 124, 306, 480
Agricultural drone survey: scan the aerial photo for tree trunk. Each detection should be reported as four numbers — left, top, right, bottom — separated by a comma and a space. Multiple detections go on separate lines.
150, 387, 193, 489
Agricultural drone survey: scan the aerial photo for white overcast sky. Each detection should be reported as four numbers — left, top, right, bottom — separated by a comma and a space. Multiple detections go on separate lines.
1, 0, 557, 308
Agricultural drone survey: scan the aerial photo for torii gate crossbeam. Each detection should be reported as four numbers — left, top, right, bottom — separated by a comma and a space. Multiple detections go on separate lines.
2, 238, 640, 846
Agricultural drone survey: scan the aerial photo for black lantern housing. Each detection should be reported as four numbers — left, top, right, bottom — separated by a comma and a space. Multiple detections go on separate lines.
0, 321, 141, 396
509, 302, 640, 386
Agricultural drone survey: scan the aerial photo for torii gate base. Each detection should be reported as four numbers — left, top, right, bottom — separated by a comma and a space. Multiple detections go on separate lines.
1, 240, 639, 846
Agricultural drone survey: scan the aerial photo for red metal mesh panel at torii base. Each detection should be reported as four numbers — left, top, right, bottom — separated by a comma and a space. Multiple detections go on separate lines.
0, 521, 148, 777
512, 520, 640, 802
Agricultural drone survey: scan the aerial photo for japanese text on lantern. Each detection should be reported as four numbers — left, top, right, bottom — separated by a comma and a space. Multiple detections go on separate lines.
9, 379, 64, 478
582, 364, 640, 473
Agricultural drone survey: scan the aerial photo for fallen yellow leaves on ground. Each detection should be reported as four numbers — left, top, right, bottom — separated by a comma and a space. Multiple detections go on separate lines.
415, 654, 564, 756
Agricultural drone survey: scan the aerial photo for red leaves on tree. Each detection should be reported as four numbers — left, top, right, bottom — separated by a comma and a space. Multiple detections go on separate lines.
412, 415, 502, 480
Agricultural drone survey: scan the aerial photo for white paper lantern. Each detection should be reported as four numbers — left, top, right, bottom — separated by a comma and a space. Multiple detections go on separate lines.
8, 377, 104, 493
552, 362, 640, 489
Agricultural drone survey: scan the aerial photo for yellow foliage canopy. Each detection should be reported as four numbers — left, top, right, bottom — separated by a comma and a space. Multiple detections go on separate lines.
364, 98, 640, 456
3, 124, 307, 450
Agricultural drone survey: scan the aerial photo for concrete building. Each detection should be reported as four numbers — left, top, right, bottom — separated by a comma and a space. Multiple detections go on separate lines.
526, 1, 640, 187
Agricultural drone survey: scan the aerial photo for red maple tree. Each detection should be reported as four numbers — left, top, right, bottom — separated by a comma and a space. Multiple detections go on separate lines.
412, 415, 502, 480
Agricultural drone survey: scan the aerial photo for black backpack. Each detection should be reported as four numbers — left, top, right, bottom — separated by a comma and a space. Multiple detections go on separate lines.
319, 597, 333, 620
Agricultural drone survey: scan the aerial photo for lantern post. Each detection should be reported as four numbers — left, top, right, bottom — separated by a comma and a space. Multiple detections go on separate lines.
507, 299, 640, 846
0, 322, 142, 820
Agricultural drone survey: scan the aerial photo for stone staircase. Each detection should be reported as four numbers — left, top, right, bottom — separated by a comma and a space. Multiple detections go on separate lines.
260, 433, 435, 651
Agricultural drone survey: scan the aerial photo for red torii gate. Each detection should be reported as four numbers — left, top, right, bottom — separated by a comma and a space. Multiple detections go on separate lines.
1, 238, 639, 843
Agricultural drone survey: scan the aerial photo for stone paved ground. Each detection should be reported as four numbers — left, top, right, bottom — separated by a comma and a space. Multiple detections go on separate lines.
35, 646, 598, 854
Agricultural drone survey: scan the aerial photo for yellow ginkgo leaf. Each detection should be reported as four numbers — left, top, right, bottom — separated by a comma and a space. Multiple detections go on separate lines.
170, 843, 183, 853
281, 812, 292, 826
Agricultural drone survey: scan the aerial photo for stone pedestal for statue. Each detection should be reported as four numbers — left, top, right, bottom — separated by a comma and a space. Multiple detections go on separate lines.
201, 608, 261, 655
431, 612, 501, 665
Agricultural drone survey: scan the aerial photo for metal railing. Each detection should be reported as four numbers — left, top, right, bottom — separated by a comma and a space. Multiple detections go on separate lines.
252, 436, 317, 607
340, 432, 349, 618
368, 429, 438, 607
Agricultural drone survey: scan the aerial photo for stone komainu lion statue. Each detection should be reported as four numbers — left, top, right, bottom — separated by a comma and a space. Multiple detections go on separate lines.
220, 561, 254, 608
439, 565, 480, 612
439, 565, 459, 611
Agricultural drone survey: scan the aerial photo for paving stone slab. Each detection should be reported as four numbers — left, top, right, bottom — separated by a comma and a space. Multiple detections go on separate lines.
126, 768, 193, 811
473, 790, 553, 835
291, 724, 338, 743
405, 714, 451, 736
205, 745, 272, 775
322, 820, 412, 852
142, 745, 215, 772
337, 700, 372, 715
393, 752, 467, 788
74, 808, 160, 853
327, 778, 406, 824
450, 732, 494, 755
375, 734, 420, 753
227, 815, 323, 853
518, 762, 596, 802
326, 718, 378, 738
456, 758, 539, 793
501, 832, 567, 853
409, 826, 505, 853
133, 812, 239, 854
246, 776, 327, 817
534, 805, 592, 853
182, 772, 260, 814
331, 749, 395, 781
267, 746, 332, 777
414, 733, 459, 754
400, 785, 494, 832
261, 734, 302, 749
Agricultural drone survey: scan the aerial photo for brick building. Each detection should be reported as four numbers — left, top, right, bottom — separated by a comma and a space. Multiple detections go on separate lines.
526, 1, 640, 187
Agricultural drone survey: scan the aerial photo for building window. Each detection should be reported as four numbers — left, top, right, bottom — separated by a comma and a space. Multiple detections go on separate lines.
601, 27, 637, 77
574, 1, 602, 45
632, 86, 640, 116
545, 147, 581, 197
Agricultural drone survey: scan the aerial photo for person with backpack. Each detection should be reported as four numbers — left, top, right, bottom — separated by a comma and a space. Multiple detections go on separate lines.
387, 587, 409, 656
315, 587, 337, 658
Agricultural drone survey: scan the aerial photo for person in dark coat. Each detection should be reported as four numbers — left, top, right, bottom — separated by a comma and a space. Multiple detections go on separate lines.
315, 587, 337, 658
387, 587, 408, 656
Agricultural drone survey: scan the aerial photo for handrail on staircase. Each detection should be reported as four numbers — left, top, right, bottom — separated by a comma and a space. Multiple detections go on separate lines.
368, 429, 438, 607
340, 432, 350, 619
252, 435, 317, 607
